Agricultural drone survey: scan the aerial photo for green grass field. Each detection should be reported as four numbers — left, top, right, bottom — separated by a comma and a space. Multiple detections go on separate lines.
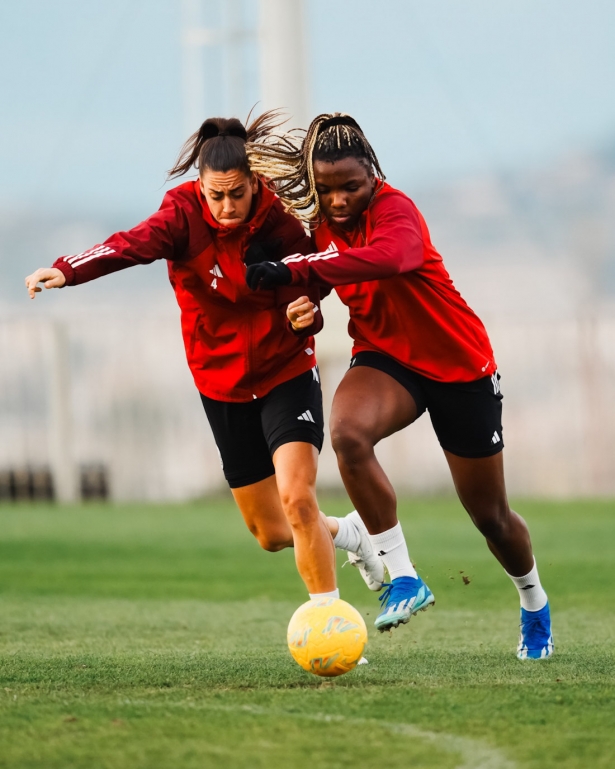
0, 496, 613, 768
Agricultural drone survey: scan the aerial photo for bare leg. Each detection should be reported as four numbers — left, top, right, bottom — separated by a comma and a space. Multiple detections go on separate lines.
273, 442, 336, 594
233, 477, 342, 545
329, 366, 418, 534
231, 475, 293, 552
444, 450, 534, 576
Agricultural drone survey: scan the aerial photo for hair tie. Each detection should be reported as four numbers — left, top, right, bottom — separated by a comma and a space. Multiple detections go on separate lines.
223, 126, 248, 141
200, 123, 248, 142
199, 122, 220, 141
318, 114, 363, 135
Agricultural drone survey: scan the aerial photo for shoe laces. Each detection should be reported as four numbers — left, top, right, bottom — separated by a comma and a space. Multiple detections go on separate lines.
520, 609, 550, 637
378, 576, 419, 608
378, 583, 393, 607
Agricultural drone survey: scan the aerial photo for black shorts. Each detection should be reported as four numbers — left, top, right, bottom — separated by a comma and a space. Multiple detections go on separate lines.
200, 367, 324, 489
350, 351, 504, 458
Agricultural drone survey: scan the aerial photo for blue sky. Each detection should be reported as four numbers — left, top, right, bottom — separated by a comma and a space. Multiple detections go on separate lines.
1, 0, 614, 217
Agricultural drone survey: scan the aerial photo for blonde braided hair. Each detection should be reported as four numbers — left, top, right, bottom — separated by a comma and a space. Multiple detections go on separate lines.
246, 112, 385, 226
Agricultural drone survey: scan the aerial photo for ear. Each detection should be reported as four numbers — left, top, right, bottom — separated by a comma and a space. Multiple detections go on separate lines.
199, 176, 206, 196
249, 173, 259, 195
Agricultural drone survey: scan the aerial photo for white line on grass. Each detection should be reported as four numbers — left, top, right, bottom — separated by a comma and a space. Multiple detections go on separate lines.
122, 699, 515, 769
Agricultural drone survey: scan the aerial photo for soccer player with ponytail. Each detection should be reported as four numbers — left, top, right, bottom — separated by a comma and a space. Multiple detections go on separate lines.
24, 111, 384, 605
246, 113, 553, 658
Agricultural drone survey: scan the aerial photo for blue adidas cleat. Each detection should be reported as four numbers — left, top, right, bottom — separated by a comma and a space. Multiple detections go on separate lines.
374, 576, 435, 632
517, 602, 554, 659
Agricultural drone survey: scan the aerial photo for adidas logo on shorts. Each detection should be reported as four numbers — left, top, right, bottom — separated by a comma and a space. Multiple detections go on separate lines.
297, 410, 315, 423
491, 430, 501, 444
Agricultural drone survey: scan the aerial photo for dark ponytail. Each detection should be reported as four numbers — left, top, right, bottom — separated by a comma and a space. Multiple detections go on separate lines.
167, 109, 288, 180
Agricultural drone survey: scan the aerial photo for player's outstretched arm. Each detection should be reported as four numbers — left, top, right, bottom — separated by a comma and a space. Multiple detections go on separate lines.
25, 267, 66, 299
287, 295, 315, 331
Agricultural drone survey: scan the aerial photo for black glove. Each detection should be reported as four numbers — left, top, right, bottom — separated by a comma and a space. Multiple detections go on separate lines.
246, 261, 292, 290
244, 238, 283, 267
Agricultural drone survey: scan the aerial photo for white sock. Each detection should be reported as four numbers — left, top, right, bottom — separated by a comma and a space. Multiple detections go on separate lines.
369, 522, 417, 580
331, 515, 361, 553
507, 558, 548, 612
309, 588, 340, 601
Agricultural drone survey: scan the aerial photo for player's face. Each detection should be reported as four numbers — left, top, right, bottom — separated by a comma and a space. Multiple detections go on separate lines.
313, 157, 375, 232
200, 169, 259, 227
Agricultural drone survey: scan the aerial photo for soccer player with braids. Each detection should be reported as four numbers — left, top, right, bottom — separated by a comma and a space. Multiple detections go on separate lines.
24, 111, 385, 606
246, 113, 553, 658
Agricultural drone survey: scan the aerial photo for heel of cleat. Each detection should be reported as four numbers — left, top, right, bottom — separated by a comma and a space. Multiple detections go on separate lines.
517, 602, 554, 660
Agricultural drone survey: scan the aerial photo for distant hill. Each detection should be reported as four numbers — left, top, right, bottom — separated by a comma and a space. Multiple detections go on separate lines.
409, 142, 615, 323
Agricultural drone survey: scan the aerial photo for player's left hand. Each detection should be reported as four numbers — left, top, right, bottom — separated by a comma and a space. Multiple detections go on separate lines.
287, 296, 315, 330
246, 261, 292, 290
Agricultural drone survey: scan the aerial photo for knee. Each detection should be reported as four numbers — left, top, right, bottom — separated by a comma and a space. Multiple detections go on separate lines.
330, 422, 373, 466
257, 534, 289, 553
246, 523, 290, 552
470, 502, 511, 542
279, 491, 318, 532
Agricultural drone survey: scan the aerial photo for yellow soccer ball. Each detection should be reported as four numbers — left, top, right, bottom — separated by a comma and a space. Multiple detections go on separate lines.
287, 597, 367, 677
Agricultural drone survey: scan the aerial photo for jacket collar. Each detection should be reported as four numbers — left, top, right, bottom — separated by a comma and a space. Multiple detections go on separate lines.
195, 178, 276, 237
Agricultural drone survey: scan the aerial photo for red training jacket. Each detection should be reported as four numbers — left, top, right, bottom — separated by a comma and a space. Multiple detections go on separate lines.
281, 182, 496, 383
54, 181, 321, 401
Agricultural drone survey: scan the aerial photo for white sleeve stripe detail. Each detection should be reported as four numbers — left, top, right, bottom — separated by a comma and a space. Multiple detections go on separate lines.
65, 248, 99, 263
70, 252, 112, 268
64, 246, 116, 264
68, 246, 115, 263
65, 251, 115, 268
282, 250, 340, 265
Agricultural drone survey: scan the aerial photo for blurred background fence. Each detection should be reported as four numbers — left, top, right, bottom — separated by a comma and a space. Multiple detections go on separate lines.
2, 304, 614, 501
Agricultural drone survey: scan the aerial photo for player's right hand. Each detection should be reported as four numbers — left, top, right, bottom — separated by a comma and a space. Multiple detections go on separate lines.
287, 296, 315, 330
25, 267, 66, 299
